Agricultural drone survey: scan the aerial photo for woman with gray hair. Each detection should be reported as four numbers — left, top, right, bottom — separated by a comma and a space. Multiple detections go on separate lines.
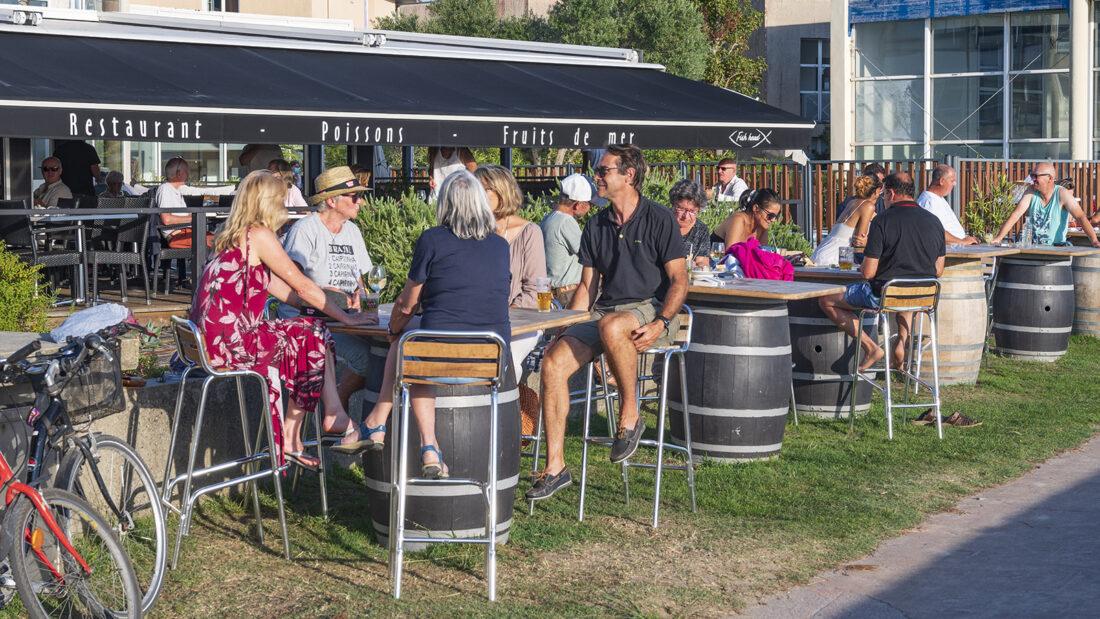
356, 170, 511, 478
670, 179, 712, 268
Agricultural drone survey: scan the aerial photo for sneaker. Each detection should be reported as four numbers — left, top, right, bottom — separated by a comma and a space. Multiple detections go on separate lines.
944, 411, 982, 428
525, 468, 572, 501
609, 418, 646, 463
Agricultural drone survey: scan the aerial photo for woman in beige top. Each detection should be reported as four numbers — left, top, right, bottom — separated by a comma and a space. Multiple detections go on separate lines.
475, 165, 547, 373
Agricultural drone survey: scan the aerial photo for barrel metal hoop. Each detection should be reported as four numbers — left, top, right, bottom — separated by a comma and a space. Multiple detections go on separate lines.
1001, 258, 1072, 267
668, 400, 788, 418
692, 307, 789, 317
792, 371, 855, 382
361, 387, 519, 407
688, 342, 792, 356
373, 518, 513, 537
992, 347, 1066, 360
991, 322, 1072, 334
363, 473, 519, 496
1072, 266, 1100, 273
939, 293, 988, 300
994, 282, 1074, 291
669, 436, 784, 454
934, 342, 985, 351
788, 316, 877, 326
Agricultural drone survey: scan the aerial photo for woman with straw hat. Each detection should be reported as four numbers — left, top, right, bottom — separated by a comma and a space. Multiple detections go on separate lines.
190, 170, 378, 470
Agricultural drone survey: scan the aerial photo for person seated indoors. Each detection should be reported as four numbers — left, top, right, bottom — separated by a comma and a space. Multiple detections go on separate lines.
712, 188, 783, 246
669, 179, 712, 268
32, 157, 73, 208
99, 171, 134, 198
818, 172, 945, 372
811, 174, 880, 266
916, 164, 977, 246
992, 163, 1100, 248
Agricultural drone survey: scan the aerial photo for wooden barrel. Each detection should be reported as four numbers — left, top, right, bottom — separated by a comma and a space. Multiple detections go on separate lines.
992, 258, 1075, 362
922, 260, 988, 384
360, 343, 520, 550
668, 299, 792, 462
1072, 253, 1100, 337
787, 299, 872, 419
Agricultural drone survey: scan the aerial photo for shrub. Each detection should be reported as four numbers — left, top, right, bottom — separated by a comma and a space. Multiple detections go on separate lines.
965, 174, 1017, 241
0, 242, 53, 332
355, 191, 436, 303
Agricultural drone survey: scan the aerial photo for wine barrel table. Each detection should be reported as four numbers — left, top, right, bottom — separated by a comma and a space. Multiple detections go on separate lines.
1072, 253, 1100, 337
790, 268, 872, 419
667, 278, 845, 462
330, 306, 592, 549
991, 246, 1099, 361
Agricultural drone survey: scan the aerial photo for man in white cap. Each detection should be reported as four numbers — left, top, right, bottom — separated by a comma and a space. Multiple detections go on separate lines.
540, 173, 593, 305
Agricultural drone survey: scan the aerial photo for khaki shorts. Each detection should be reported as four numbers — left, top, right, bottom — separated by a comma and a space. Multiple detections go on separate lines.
560, 300, 681, 356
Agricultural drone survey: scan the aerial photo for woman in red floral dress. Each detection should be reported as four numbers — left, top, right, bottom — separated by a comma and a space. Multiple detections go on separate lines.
190, 170, 377, 468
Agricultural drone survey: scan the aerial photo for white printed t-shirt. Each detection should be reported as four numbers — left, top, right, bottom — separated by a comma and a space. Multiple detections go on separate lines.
282, 213, 373, 295
916, 190, 967, 239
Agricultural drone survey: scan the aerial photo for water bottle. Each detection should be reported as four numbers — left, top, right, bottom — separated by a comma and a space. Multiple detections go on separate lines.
1022, 218, 1034, 247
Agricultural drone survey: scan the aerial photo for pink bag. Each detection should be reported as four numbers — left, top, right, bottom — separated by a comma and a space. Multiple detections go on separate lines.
728, 238, 794, 281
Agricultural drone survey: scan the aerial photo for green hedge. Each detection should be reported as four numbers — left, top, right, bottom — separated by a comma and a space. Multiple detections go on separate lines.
0, 242, 53, 332
354, 172, 812, 302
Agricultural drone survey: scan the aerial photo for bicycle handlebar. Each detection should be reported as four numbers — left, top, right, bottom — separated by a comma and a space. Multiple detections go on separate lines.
1, 339, 41, 369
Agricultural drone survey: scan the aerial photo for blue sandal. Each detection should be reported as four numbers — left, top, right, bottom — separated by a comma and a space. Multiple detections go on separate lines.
331, 421, 386, 454
420, 445, 448, 479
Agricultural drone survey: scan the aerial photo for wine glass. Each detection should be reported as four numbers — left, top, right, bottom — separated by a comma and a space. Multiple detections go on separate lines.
367, 265, 388, 294
710, 242, 726, 264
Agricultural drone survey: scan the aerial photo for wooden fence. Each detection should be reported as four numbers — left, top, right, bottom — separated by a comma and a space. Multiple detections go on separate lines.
956, 159, 1100, 222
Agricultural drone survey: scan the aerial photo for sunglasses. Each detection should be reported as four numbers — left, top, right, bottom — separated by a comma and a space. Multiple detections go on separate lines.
41, 166, 60, 172
758, 209, 781, 222
718, 166, 736, 171
592, 165, 621, 178
346, 192, 365, 203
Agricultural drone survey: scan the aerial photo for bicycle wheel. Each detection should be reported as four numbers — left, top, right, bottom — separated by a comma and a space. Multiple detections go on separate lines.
56, 433, 167, 615
2, 488, 141, 619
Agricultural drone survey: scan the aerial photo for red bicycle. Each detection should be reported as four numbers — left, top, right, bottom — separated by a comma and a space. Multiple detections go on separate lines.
0, 339, 141, 619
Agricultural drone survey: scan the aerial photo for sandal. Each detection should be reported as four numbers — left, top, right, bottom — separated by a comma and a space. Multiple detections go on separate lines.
910, 409, 936, 426
285, 450, 320, 471
944, 411, 982, 428
330, 421, 387, 454
420, 445, 449, 479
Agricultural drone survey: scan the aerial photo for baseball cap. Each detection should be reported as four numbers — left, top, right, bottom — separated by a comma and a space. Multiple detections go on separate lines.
560, 173, 593, 202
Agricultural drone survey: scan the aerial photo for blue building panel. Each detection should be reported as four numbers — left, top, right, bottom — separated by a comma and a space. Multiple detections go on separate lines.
850, 0, 1068, 24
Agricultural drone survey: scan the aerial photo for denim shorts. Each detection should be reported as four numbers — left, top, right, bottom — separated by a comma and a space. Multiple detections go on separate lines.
843, 281, 881, 310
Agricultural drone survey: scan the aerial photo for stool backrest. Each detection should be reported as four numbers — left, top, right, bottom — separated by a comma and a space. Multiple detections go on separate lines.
880, 279, 941, 313
395, 330, 507, 388
171, 316, 214, 372
670, 305, 694, 349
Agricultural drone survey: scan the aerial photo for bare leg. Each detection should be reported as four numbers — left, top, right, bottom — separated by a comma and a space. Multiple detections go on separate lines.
819, 293, 883, 371
361, 344, 398, 441
281, 398, 318, 466
409, 385, 443, 471
539, 336, 595, 475
337, 369, 366, 415
598, 312, 642, 431
893, 311, 913, 367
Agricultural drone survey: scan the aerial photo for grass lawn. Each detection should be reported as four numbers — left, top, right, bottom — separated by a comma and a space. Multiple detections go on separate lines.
69, 338, 1100, 616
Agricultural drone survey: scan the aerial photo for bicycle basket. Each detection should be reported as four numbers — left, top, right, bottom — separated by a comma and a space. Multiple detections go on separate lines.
63, 339, 125, 424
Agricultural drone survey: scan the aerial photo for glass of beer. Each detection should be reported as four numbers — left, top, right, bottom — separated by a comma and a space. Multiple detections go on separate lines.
838, 246, 855, 271
536, 277, 553, 312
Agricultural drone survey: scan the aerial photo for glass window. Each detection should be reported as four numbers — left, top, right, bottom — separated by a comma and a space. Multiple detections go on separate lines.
932, 76, 1004, 141
31, 139, 50, 184
163, 143, 221, 184
1095, 73, 1100, 139
932, 143, 1004, 160
91, 140, 124, 180
800, 39, 819, 64
854, 21, 923, 77
801, 94, 818, 121
855, 79, 924, 142
1011, 73, 1070, 140
855, 144, 922, 160
1011, 11, 1070, 71
800, 67, 818, 91
1009, 141, 1070, 159
130, 142, 159, 185
933, 14, 1003, 74
800, 39, 829, 123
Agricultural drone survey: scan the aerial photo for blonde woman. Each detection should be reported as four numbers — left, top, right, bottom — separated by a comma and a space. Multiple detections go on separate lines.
189, 170, 377, 470
811, 174, 881, 266
474, 164, 546, 373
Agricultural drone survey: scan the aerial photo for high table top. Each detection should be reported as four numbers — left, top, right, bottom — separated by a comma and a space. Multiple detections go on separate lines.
687, 277, 845, 301
329, 305, 594, 338
793, 266, 864, 282
946, 245, 1020, 259
1009, 245, 1100, 258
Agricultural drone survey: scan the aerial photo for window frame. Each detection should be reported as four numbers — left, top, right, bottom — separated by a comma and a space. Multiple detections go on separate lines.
799, 38, 831, 123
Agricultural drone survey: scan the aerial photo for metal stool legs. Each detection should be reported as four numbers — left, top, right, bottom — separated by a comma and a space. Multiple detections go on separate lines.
291, 403, 330, 520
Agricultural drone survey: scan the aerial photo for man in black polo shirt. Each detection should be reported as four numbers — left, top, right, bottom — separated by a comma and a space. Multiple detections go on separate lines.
527, 144, 688, 501
53, 140, 101, 197
819, 172, 945, 371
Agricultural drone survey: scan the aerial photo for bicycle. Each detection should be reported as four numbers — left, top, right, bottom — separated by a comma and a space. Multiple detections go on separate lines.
0, 338, 142, 618
9, 322, 168, 615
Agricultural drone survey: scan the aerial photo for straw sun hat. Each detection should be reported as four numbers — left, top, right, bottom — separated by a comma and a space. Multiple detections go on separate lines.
309, 165, 370, 205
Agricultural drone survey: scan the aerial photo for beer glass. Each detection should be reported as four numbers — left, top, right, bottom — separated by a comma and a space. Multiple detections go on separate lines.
838, 245, 855, 271
536, 277, 553, 312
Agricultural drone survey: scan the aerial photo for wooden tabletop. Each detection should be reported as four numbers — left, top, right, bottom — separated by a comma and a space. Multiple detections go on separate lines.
946, 245, 1020, 259
793, 266, 865, 282
1008, 245, 1100, 258
328, 305, 594, 339
687, 277, 845, 301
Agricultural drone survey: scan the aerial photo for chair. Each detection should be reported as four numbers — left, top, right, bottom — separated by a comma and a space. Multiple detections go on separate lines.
577, 306, 697, 529
0, 213, 83, 298
147, 191, 195, 296
88, 215, 152, 305
0, 199, 26, 210
218, 195, 236, 209
161, 317, 291, 569
389, 330, 508, 601
848, 279, 944, 440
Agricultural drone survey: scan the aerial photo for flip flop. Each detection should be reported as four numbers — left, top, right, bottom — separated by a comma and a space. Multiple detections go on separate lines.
420, 445, 448, 479
330, 421, 386, 454
285, 451, 319, 471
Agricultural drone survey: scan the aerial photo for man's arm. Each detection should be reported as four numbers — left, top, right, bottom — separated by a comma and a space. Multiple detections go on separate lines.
860, 256, 879, 280
459, 148, 478, 172
1061, 188, 1100, 247
945, 230, 977, 245
629, 258, 688, 352
568, 266, 599, 311
992, 193, 1032, 244
934, 255, 945, 278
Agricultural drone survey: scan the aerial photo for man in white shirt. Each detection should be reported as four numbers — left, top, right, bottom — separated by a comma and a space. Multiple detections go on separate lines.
710, 158, 748, 203
916, 164, 977, 245
32, 157, 73, 208
540, 173, 592, 305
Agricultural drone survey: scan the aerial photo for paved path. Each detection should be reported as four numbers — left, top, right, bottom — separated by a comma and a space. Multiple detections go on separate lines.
741, 435, 1100, 618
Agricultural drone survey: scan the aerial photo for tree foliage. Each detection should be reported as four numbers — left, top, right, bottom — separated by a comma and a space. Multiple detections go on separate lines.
692, 0, 767, 95
623, 0, 708, 80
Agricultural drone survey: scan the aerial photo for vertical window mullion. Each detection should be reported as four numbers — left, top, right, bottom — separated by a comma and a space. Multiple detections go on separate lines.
1003, 12, 1011, 158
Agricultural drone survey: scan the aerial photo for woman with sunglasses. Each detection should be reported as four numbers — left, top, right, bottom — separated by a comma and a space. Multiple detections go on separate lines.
713, 188, 784, 246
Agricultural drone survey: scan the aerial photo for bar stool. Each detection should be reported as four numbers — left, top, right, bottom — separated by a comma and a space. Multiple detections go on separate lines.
161, 317, 291, 568
577, 306, 697, 529
389, 330, 509, 601
848, 279, 944, 440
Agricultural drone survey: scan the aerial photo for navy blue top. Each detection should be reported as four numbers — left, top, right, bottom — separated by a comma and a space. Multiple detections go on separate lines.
408, 226, 511, 345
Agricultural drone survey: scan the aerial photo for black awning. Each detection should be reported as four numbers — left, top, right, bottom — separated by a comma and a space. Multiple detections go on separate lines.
0, 31, 813, 149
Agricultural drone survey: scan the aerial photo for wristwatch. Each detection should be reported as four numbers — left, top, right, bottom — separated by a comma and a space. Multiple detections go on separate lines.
654, 316, 672, 332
